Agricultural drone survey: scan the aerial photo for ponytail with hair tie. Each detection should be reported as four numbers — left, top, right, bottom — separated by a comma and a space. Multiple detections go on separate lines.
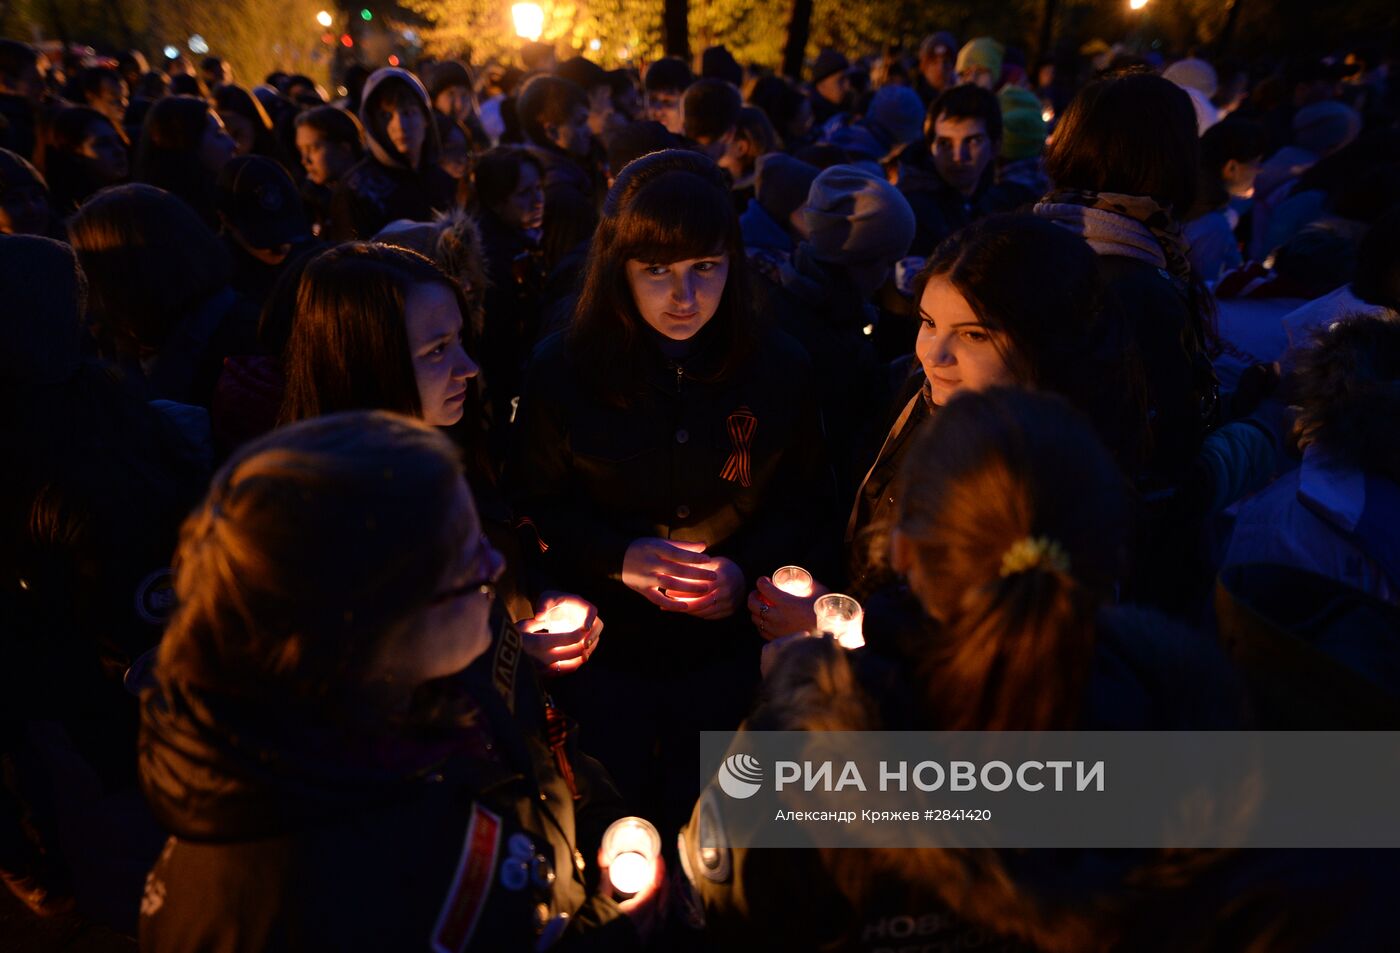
999, 536, 1071, 578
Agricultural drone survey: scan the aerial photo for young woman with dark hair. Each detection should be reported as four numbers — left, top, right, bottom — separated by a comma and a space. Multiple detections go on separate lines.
279, 241, 598, 669
686, 388, 1259, 953
293, 104, 364, 235
37, 105, 129, 213
471, 144, 547, 437
133, 95, 237, 225
212, 83, 280, 160
68, 183, 258, 408
1036, 71, 1217, 482
137, 411, 662, 951
1036, 70, 1235, 616
279, 242, 479, 428
506, 149, 835, 834
751, 213, 1146, 636
328, 68, 455, 239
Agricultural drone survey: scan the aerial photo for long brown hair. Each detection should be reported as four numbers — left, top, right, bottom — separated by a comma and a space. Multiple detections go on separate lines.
895, 388, 1130, 730
569, 148, 756, 406
914, 213, 1149, 471
158, 411, 463, 706
279, 242, 472, 424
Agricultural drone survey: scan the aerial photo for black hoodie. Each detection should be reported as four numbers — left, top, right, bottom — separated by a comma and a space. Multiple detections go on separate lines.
327, 69, 457, 240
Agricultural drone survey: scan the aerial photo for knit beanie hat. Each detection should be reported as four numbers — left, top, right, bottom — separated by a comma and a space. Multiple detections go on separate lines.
955, 38, 1004, 78
756, 153, 820, 227
426, 60, 474, 102
1292, 101, 1362, 157
865, 85, 926, 149
1163, 57, 1218, 99
811, 49, 850, 85
801, 164, 915, 293
998, 86, 1047, 160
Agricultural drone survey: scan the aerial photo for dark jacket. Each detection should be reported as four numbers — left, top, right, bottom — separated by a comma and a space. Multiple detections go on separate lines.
757, 246, 891, 501
140, 287, 261, 410
896, 150, 1035, 257
506, 322, 838, 670
477, 207, 548, 443
845, 368, 932, 597
137, 616, 639, 953
526, 143, 600, 273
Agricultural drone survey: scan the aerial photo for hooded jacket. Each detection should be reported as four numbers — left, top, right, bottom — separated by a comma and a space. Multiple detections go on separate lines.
327, 69, 456, 240
137, 617, 638, 952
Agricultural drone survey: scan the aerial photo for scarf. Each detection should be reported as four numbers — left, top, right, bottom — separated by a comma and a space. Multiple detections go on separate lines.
1034, 189, 1193, 288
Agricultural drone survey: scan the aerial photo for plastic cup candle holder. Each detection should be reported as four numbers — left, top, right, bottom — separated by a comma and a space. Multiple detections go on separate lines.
600, 817, 660, 898
772, 565, 814, 598
814, 593, 864, 649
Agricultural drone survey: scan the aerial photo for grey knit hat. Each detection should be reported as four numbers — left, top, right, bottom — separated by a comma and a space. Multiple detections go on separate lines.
801, 163, 915, 293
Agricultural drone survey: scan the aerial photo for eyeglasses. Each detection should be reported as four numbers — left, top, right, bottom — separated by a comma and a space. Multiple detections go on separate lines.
430, 577, 496, 606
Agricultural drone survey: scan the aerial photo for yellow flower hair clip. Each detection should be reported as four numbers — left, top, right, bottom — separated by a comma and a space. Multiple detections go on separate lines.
999, 536, 1071, 578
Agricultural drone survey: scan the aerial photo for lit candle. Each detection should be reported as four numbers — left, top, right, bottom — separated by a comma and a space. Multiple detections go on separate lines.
772, 565, 814, 598
608, 851, 650, 895
814, 593, 864, 649
526, 602, 588, 635
600, 817, 660, 898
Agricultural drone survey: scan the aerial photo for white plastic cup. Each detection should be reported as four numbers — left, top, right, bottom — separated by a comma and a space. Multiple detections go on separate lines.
600, 816, 660, 898
813, 593, 864, 649
772, 565, 814, 597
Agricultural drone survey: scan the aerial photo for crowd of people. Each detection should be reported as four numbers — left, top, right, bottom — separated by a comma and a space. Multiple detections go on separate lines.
2, 24, 1399, 952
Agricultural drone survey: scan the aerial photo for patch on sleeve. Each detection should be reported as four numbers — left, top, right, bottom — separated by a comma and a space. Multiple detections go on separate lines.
432, 804, 503, 953
493, 620, 522, 711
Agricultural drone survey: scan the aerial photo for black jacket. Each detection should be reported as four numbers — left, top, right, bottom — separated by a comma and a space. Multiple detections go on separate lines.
137, 617, 638, 953
896, 150, 1036, 257
757, 247, 892, 502
327, 156, 457, 240
506, 322, 838, 670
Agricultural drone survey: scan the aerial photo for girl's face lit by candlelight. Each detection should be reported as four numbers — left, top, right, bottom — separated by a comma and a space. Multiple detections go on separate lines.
915, 277, 1014, 406
625, 253, 729, 342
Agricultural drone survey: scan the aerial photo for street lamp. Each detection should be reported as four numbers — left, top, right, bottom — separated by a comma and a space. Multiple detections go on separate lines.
316, 10, 333, 27
512, 2, 544, 41
1129, 0, 1150, 9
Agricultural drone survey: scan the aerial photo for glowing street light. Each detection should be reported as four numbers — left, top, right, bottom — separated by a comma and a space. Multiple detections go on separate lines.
1129, 0, 1150, 8
512, 2, 544, 41
316, 10, 333, 27
188, 34, 209, 55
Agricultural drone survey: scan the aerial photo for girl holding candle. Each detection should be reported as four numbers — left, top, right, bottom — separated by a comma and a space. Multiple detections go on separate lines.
749, 213, 1145, 640
279, 242, 601, 673
685, 389, 1251, 953
139, 412, 663, 951
507, 149, 835, 832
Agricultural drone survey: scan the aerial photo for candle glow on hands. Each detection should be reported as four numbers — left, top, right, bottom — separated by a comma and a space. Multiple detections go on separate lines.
528, 601, 588, 634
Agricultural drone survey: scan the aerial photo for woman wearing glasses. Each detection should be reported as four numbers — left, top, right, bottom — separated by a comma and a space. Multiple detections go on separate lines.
137, 412, 662, 951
